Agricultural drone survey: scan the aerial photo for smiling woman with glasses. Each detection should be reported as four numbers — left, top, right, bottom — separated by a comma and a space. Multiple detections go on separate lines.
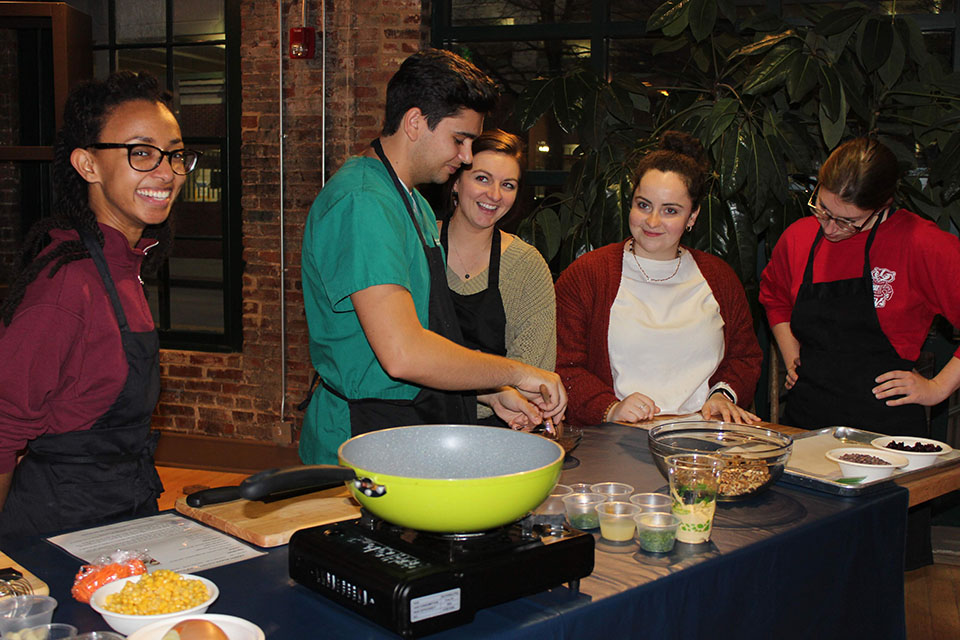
760, 137, 960, 569
0, 71, 187, 538
86, 142, 201, 175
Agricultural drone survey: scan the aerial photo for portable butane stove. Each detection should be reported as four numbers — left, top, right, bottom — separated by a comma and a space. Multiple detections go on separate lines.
288, 511, 595, 638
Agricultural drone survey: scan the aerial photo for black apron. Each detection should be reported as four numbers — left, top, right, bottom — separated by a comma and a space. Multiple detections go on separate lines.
440, 221, 508, 427
784, 213, 927, 437
0, 230, 163, 539
439, 221, 507, 357
320, 140, 476, 435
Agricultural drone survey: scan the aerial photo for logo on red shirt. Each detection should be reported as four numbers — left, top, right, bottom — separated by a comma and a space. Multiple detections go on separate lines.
872, 267, 896, 308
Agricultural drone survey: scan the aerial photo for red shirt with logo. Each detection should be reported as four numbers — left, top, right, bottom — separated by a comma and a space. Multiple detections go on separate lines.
760, 209, 960, 362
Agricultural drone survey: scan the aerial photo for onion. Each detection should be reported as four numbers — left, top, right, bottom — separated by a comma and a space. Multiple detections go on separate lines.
161, 619, 229, 640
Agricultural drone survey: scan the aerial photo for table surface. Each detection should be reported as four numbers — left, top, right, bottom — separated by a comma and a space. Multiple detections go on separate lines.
5, 424, 911, 640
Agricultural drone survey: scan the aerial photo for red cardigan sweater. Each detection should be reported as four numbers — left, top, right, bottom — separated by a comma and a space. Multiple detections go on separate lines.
556, 240, 762, 426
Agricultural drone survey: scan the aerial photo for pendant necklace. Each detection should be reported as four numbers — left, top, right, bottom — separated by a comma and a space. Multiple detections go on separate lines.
631, 239, 682, 282
452, 241, 475, 279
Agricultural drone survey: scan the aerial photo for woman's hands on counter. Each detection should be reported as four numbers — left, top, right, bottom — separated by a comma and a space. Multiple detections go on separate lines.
701, 393, 760, 424
605, 393, 660, 423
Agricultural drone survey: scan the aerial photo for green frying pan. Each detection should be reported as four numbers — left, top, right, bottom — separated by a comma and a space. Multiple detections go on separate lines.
240, 424, 564, 532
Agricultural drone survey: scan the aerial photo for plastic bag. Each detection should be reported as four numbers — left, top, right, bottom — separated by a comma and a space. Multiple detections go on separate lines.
71, 549, 148, 603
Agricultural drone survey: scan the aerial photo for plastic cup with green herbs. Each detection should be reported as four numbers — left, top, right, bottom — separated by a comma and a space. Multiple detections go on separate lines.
635, 512, 680, 553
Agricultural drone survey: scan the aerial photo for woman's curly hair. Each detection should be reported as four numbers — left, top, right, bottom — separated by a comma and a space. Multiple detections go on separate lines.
632, 130, 710, 209
1, 71, 174, 326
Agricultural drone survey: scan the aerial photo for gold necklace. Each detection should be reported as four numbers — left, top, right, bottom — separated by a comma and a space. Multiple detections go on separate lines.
452, 241, 473, 279
452, 237, 490, 280
630, 239, 682, 282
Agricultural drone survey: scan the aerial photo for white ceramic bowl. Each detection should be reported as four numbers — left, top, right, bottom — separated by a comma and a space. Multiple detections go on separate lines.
89, 573, 218, 636
125, 614, 264, 640
870, 436, 952, 471
825, 447, 909, 482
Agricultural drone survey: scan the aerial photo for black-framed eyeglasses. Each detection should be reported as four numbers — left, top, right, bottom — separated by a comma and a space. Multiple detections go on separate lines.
806, 185, 883, 234
86, 143, 202, 175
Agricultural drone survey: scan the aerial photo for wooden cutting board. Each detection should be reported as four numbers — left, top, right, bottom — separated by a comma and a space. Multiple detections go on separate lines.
175, 485, 362, 547
0, 550, 49, 596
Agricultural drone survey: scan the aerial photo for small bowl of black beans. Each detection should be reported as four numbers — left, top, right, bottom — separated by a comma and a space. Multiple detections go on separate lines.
825, 447, 909, 483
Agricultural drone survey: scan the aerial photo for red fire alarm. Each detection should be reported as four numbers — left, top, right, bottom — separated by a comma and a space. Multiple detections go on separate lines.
289, 27, 315, 59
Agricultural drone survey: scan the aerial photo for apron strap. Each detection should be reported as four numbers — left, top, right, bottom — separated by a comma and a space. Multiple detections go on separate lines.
371, 138, 431, 251
439, 221, 503, 286
801, 207, 891, 285
80, 229, 131, 334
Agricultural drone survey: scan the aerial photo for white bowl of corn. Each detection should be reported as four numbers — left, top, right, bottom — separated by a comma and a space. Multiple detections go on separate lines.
89, 570, 219, 636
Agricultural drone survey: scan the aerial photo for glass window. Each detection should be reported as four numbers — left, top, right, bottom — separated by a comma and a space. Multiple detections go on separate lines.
116, 0, 166, 44
93, 49, 111, 80
174, 45, 226, 138
923, 30, 955, 71
0, 161, 25, 287
609, 0, 665, 22
0, 28, 21, 147
117, 48, 169, 88
448, 40, 588, 172
67, 0, 109, 45
451, 0, 592, 27
173, 0, 225, 42
783, 0, 948, 14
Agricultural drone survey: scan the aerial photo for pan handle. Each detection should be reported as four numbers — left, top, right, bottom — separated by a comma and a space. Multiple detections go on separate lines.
186, 485, 241, 508
239, 465, 357, 501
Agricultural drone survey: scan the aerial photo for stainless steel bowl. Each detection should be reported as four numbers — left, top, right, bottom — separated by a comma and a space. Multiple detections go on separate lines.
648, 421, 793, 501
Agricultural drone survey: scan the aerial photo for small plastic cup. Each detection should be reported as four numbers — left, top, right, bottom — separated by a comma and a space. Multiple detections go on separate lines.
6, 623, 79, 639
0, 596, 58, 635
75, 633, 126, 640
534, 484, 573, 515
629, 492, 673, 513
562, 493, 606, 530
567, 483, 593, 494
590, 482, 634, 502
635, 512, 680, 553
667, 453, 724, 544
595, 501, 640, 542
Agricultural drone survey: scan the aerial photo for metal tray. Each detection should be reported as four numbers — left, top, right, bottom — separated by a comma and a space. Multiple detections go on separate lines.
780, 426, 960, 496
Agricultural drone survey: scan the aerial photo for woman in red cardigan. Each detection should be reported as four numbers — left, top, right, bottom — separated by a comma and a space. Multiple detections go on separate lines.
555, 132, 762, 426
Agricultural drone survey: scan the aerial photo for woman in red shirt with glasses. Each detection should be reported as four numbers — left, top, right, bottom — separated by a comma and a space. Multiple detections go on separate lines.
760, 137, 960, 436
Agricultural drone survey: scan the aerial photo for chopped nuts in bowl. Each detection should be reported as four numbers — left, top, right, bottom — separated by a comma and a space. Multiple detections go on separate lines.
648, 421, 793, 501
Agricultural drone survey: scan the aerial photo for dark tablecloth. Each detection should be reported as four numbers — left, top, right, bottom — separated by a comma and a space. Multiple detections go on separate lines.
4, 424, 908, 639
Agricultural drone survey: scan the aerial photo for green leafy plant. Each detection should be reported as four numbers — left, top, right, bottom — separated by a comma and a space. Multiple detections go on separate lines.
514, 1, 960, 294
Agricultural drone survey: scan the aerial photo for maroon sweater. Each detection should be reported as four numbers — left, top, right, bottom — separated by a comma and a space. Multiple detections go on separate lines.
0, 224, 156, 473
556, 240, 762, 427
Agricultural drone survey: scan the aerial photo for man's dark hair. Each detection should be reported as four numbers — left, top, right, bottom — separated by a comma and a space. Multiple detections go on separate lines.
382, 49, 499, 136
1, 71, 174, 326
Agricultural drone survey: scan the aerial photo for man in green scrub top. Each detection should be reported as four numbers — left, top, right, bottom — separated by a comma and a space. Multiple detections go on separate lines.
300, 49, 567, 464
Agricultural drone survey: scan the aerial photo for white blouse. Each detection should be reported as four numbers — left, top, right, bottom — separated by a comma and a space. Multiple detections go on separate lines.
608, 246, 725, 414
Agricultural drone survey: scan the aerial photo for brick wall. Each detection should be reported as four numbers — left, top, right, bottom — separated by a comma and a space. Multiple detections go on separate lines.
153, 0, 430, 451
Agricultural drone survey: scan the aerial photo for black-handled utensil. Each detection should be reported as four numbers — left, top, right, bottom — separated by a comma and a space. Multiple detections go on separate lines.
186, 485, 241, 508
